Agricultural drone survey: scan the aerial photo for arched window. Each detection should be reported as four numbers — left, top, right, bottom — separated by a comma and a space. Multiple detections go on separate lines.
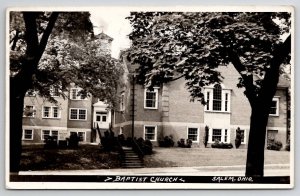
213, 84, 222, 111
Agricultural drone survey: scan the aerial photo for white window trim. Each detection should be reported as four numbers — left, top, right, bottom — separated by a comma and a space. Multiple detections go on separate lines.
144, 88, 159, 109
69, 108, 87, 121
41, 130, 60, 141
144, 125, 157, 141
23, 105, 36, 118
70, 88, 88, 100
42, 106, 61, 119
204, 87, 231, 113
269, 97, 280, 117
22, 129, 33, 140
187, 127, 200, 143
70, 131, 87, 142
209, 128, 231, 144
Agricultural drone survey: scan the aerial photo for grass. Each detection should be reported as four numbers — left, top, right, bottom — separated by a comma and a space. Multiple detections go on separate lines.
20, 144, 121, 171
144, 147, 290, 168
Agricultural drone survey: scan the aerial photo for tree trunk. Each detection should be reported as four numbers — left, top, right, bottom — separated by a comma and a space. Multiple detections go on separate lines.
10, 78, 26, 173
245, 103, 270, 177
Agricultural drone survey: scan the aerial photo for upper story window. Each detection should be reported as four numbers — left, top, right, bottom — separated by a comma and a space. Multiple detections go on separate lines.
23, 105, 36, 117
69, 108, 87, 120
144, 88, 158, 109
269, 97, 279, 116
205, 84, 231, 113
50, 86, 60, 97
70, 88, 87, 100
42, 106, 61, 119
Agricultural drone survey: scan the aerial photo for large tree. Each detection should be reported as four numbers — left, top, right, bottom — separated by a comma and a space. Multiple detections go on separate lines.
9, 12, 122, 173
126, 12, 291, 177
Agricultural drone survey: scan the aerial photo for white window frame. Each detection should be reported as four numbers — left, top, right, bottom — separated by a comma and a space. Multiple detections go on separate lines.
42, 106, 61, 119
144, 125, 157, 141
69, 108, 87, 120
50, 86, 60, 97
209, 128, 231, 143
269, 97, 279, 116
41, 130, 59, 140
187, 127, 199, 143
70, 131, 86, 142
204, 86, 231, 113
144, 88, 159, 109
70, 88, 88, 100
23, 105, 36, 118
22, 129, 33, 140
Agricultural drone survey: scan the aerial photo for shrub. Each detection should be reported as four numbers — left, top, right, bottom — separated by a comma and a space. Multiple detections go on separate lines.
44, 136, 58, 149
159, 135, 175, 147
177, 138, 192, 148
136, 137, 153, 155
203, 126, 209, 148
117, 134, 126, 146
235, 127, 243, 149
285, 143, 290, 151
68, 132, 80, 148
211, 140, 233, 149
267, 140, 283, 151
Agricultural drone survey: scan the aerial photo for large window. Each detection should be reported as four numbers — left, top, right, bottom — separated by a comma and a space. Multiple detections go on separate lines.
144, 88, 158, 109
212, 129, 222, 142
269, 97, 279, 116
188, 127, 199, 142
23, 105, 36, 117
69, 108, 87, 120
205, 84, 231, 112
23, 129, 33, 140
144, 125, 157, 141
70, 88, 87, 100
41, 130, 59, 140
267, 129, 278, 145
42, 106, 60, 118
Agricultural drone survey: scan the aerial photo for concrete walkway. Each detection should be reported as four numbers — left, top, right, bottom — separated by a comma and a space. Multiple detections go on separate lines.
18, 164, 290, 176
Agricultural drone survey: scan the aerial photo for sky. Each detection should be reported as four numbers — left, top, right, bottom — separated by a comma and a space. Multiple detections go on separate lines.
90, 8, 132, 58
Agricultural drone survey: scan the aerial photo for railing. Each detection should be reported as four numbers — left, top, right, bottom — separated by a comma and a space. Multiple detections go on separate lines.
132, 138, 144, 159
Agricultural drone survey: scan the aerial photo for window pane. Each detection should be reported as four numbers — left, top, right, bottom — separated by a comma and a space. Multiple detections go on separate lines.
78, 110, 86, 119
240, 130, 245, 143
213, 84, 222, 111
24, 130, 33, 139
145, 126, 155, 140
71, 89, 77, 99
43, 107, 50, 117
270, 100, 277, 114
145, 91, 156, 108
53, 107, 59, 118
102, 115, 107, 122
70, 109, 78, 119
212, 129, 222, 142
206, 92, 210, 110
78, 132, 85, 141
51, 130, 58, 140
96, 116, 101, 121
188, 128, 198, 141
42, 130, 50, 140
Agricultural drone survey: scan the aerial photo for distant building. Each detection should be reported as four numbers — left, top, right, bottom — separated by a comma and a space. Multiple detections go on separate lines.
22, 32, 113, 144
113, 54, 290, 148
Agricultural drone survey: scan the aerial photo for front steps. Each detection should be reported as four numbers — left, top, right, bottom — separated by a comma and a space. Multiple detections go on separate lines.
121, 147, 144, 168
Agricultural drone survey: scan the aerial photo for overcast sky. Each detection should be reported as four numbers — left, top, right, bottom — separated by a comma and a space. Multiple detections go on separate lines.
90, 8, 132, 58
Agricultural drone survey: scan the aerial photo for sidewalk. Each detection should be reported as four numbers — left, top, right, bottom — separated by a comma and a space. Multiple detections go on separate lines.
18, 164, 290, 176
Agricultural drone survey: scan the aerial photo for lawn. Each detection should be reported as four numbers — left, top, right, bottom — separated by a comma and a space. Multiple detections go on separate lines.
20, 144, 121, 171
144, 147, 290, 168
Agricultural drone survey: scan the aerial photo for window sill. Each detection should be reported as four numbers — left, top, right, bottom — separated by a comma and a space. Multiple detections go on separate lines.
269, 114, 279, 117
205, 110, 231, 114
69, 119, 87, 121
42, 117, 61, 119
144, 107, 158, 110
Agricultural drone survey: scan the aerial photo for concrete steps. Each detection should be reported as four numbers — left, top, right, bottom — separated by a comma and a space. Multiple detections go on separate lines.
122, 148, 144, 168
